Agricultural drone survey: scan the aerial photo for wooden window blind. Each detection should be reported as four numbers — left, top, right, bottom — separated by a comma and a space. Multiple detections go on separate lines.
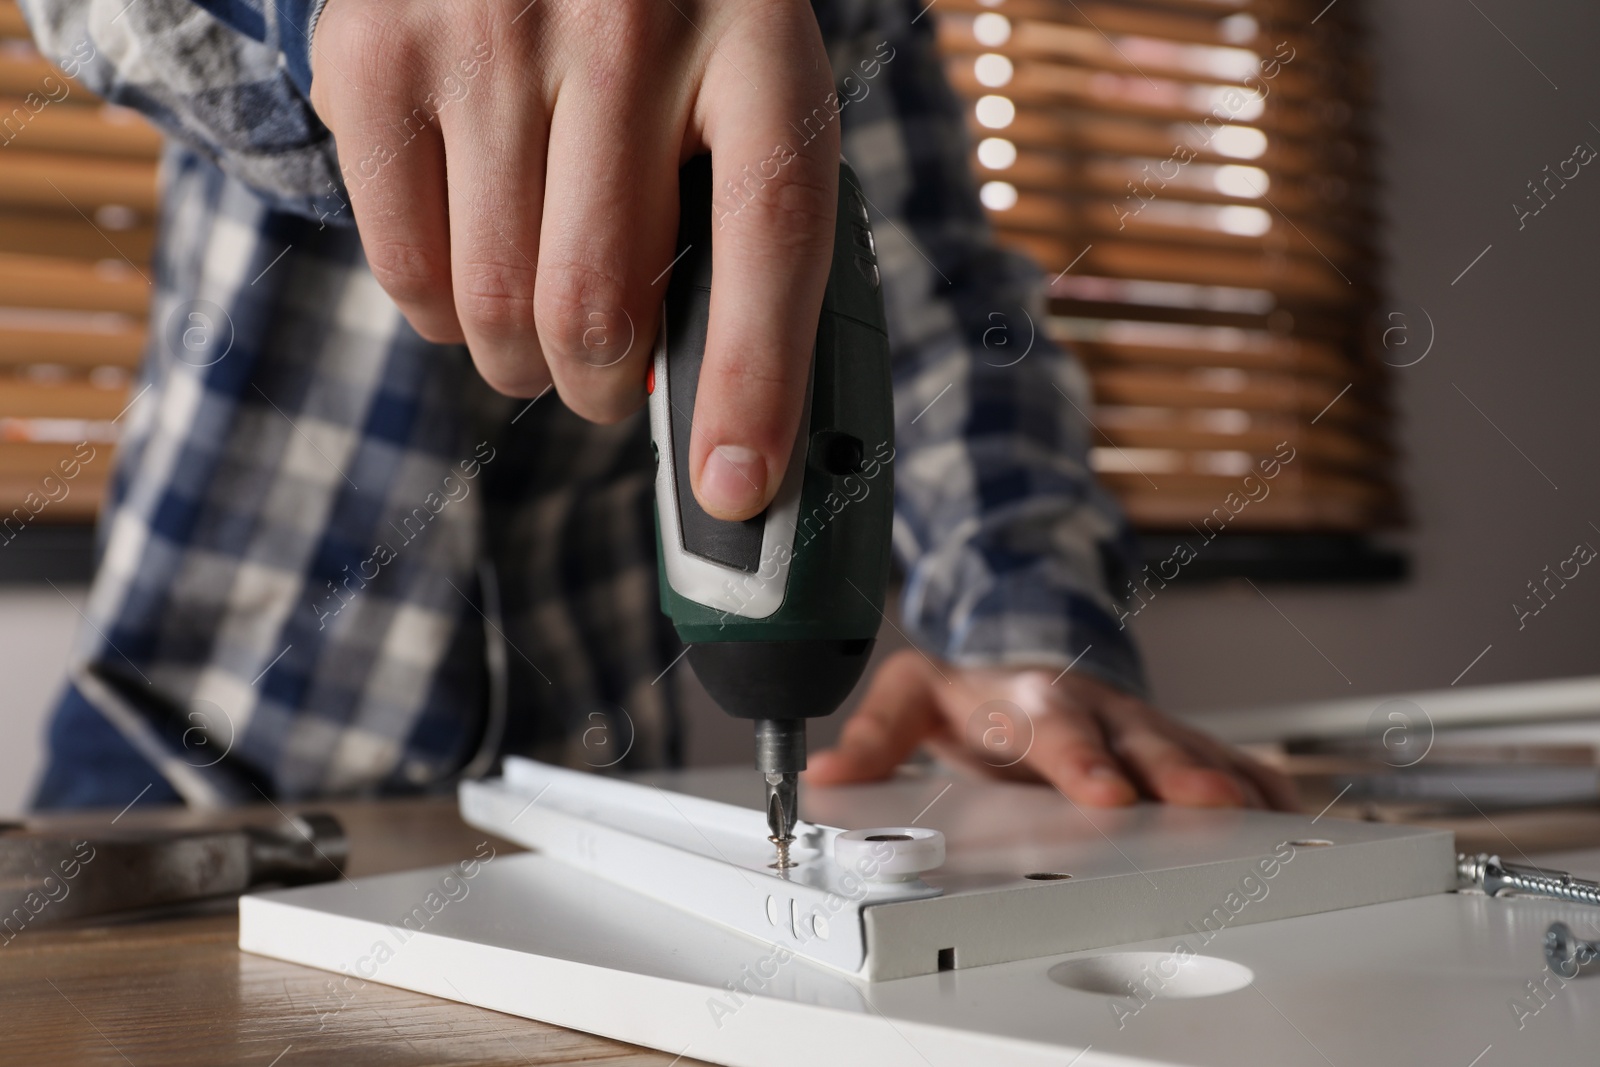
0, 0, 1396, 545
936, 0, 1398, 534
0, 0, 157, 527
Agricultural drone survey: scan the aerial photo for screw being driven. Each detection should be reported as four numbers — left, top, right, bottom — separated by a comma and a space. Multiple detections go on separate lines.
756, 722, 802, 870
1457, 853, 1600, 907
769, 834, 795, 871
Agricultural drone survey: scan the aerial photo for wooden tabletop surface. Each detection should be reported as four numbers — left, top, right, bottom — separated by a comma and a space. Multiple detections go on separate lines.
3, 790, 1598, 1066
0, 796, 682, 1067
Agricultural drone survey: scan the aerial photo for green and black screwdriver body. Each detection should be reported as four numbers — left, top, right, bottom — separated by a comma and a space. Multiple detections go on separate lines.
647, 157, 895, 867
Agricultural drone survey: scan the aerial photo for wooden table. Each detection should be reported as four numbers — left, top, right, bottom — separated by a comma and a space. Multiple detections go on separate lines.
0, 797, 680, 1066
4, 791, 1598, 1066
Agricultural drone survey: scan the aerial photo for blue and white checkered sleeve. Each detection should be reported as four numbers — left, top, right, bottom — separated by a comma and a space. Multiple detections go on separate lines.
18, 0, 344, 220
832, 0, 1146, 697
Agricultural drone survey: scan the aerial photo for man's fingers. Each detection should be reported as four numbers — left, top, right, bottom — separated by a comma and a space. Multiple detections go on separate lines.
534, 9, 688, 422
312, 10, 461, 343
1132, 710, 1300, 812
689, 6, 840, 520
1179, 730, 1300, 812
806, 653, 941, 784
438, 74, 551, 397
1233, 753, 1301, 812
1103, 709, 1255, 808
1012, 679, 1140, 807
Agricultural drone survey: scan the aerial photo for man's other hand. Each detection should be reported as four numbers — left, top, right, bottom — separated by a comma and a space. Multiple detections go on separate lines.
807, 650, 1299, 810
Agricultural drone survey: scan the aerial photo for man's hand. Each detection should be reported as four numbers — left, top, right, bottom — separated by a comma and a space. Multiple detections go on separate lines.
308, 0, 839, 520
807, 650, 1299, 810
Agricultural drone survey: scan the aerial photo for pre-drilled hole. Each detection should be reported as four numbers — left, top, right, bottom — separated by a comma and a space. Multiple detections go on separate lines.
866, 833, 914, 842
1025, 872, 1073, 880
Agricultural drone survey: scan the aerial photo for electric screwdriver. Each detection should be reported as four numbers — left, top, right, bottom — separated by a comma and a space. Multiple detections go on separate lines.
647, 156, 895, 868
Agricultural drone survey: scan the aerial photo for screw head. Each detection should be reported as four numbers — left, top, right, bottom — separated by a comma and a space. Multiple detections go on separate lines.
1545, 921, 1600, 979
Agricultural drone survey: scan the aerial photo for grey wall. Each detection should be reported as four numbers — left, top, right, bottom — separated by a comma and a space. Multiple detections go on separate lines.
0, 589, 81, 815
1132, 0, 1600, 716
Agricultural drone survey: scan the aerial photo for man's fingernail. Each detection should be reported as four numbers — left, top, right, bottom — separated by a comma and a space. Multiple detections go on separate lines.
699, 445, 766, 515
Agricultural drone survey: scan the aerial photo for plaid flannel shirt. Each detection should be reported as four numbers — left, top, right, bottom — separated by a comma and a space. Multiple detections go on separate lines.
21, 0, 1144, 805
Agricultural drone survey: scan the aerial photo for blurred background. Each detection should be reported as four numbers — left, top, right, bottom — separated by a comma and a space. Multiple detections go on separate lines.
1, 0, 1597, 812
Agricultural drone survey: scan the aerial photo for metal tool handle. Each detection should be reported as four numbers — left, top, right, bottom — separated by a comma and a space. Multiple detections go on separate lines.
0, 813, 347, 929
246, 813, 349, 886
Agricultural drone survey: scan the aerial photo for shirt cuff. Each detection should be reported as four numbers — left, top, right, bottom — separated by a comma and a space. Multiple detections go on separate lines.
906, 570, 1150, 701
277, 0, 330, 97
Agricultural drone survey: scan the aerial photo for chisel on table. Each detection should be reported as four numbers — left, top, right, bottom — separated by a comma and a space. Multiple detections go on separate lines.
0, 814, 346, 931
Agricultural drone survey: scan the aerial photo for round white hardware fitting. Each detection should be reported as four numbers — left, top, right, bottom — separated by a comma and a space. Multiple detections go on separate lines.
833, 827, 945, 883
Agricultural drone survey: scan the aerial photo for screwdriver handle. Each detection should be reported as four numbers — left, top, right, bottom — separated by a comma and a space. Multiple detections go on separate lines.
646, 157, 895, 721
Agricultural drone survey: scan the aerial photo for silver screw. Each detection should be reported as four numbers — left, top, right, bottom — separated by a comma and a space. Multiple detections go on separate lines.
1457, 853, 1600, 907
1546, 922, 1600, 979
